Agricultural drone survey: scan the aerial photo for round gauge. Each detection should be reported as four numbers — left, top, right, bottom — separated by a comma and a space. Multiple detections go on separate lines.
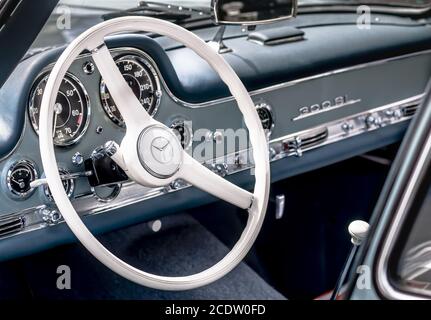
28, 73, 91, 146
43, 169, 74, 202
256, 103, 274, 136
6, 160, 38, 199
100, 55, 161, 127
170, 119, 192, 150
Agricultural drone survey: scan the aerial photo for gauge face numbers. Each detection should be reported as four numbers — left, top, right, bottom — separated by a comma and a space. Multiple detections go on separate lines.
28, 73, 90, 146
100, 56, 161, 127
43, 169, 74, 202
6, 160, 38, 199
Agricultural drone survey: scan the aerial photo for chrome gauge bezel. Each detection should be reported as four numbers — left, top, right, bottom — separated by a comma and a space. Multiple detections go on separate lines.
43, 168, 75, 202
28, 71, 91, 147
255, 102, 275, 137
6, 159, 39, 199
170, 118, 193, 151
100, 53, 162, 128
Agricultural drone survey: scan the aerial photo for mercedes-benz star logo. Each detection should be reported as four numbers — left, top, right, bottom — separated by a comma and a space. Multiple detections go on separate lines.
151, 137, 174, 164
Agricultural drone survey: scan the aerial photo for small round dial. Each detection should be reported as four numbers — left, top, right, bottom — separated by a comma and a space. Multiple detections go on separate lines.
43, 169, 75, 202
6, 160, 38, 199
256, 103, 274, 136
28, 73, 91, 146
100, 55, 161, 127
170, 119, 192, 150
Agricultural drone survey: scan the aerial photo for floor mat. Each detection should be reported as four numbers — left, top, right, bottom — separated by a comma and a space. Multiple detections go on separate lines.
18, 214, 285, 300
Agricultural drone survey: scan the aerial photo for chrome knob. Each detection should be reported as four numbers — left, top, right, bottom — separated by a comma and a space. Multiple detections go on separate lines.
393, 109, 402, 119
211, 163, 228, 177
170, 179, 185, 190
40, 208, 62, 225
341, 122, 353, 133
91, 141, 119, 160
374, 116, 383, 127
365, 115, 375, 127
291, 137, 303, 157
72, 152, 84, 166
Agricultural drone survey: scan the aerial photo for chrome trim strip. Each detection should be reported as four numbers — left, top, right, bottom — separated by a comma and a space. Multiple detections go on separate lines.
0, 93, 423, 242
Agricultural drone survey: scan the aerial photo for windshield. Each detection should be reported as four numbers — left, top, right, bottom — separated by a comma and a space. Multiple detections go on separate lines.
60, 0, 211, 10
58, 0, 431, 9
28, 0, 431, 53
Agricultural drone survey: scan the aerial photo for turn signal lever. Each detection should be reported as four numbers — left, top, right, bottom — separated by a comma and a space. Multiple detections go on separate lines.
30, 141, 129, 189
30, 171, 92, 189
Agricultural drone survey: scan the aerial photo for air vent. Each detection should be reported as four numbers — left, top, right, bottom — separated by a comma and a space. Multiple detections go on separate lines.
402, 102, 420, 117
285, 128, 328, 155
300, 129, 329, 149
0, 216, 24, 238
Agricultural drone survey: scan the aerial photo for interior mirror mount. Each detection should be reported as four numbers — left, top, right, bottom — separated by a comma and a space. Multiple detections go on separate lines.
211, 0, 298, 26
209, 0, 298, 54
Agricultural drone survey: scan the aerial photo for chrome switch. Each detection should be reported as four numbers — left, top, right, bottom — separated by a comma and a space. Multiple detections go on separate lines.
275, 194, 285, 220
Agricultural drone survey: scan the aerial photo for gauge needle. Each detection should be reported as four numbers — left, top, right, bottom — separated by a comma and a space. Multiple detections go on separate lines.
52, 103, 62, 137
11, 177, 25, 188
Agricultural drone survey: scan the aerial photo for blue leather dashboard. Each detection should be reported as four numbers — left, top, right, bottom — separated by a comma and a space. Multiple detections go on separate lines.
0, 12, 430, 260
1, 17, 431, 160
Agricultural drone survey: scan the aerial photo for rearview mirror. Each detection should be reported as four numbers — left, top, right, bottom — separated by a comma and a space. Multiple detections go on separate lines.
211, 0, 297, 25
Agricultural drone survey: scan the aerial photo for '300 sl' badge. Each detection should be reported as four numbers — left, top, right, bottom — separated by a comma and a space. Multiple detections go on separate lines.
293, 95, 361, 121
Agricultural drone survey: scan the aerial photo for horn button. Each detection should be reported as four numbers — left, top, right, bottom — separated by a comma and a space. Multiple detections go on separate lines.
137, 125, 183, 179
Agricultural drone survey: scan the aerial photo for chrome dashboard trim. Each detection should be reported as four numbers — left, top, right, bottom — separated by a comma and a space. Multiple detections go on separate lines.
0, 92, 423, 241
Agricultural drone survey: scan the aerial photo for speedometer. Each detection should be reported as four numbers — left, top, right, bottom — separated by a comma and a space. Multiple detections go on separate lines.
28, 73, 91, 146
100, 55, 161, 127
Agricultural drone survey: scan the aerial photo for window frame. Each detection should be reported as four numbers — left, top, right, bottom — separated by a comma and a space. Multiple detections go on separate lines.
375, 96, 431, 299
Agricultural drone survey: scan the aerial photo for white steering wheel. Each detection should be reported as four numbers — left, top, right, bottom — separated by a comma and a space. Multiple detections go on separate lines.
39, 17, 270, 290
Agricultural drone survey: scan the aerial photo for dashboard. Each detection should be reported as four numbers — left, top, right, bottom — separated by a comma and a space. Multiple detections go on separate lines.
0, 16, 431, 260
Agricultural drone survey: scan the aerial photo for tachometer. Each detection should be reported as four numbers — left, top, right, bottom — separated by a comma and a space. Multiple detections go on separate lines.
100, 55, 161, 127
28, 73, 91, 146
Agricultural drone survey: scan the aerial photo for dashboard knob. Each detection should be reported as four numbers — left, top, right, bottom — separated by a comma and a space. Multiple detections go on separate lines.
72, 152, 84, 166
40, 208, 62, 225
210, 163, 228, 177
393, 109, 402, 119
374, 116, 383, 127
341, 122, 353, 133
365, 115, 375, 127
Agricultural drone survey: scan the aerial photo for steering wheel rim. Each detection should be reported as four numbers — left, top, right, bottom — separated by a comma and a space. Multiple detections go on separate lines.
39, 17, 270, 291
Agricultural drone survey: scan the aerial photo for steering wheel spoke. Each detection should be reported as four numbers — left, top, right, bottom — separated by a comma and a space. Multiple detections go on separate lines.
90, 43, 154, 129
179, 153, 253, 210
